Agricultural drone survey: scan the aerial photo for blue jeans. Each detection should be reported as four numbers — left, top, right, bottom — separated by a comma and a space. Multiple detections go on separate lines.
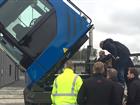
116, 56, 129, 85
117, 67, 125, 85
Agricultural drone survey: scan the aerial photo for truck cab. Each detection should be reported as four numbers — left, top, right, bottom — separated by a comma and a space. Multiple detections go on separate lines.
0, 0, 92, 104
0, 0, 57, 69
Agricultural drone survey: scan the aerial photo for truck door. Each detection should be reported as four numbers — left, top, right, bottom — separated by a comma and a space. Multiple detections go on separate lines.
0, 0, 56, 69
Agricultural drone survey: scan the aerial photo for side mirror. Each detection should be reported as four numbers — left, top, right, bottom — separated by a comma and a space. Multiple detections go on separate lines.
0, 0, 7, 7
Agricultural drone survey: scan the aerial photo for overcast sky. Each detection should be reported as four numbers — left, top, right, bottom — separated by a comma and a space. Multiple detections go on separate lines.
72, 0, 140, 53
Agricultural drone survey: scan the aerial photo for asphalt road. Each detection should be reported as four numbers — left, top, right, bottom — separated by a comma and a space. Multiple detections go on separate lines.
0, 99, 24, 105
0, 76, 25, 105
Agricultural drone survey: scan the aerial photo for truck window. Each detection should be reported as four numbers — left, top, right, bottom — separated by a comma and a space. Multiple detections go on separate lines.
0, 0, 55, 68
0, 0, 52, 41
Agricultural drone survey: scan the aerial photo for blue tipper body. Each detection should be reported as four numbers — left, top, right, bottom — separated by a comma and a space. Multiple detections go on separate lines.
26, 0, 92, 88
0, 0, 7, 6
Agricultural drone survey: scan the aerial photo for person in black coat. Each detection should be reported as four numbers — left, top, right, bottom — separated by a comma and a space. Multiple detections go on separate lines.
77, 61, 115, 105
100, 38, 134, 85
97, 50, 117, 77
97, 50, 106, 61
107, 68, 124, 105
125, 57, 134, 87
97, 50, 116, 69
126, 67, 140, 105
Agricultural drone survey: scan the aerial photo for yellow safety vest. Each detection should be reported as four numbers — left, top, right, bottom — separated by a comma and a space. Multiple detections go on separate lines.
51, 68, 83, 105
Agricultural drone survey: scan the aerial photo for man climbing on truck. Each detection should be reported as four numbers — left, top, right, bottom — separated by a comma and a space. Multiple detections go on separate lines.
100, 38, 134, 86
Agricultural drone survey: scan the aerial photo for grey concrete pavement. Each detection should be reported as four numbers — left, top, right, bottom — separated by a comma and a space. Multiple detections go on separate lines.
0, 76, 25, 105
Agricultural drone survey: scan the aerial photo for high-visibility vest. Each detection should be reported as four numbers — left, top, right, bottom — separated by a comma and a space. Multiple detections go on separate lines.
51, 68, 83, 105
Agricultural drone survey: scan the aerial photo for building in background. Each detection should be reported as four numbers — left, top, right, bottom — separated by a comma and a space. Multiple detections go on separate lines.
0, 49, 20, 87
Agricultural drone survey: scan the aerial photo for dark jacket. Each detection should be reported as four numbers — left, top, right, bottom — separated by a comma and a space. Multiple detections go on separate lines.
102, 39, 130, 58
127, 78, 140, 105
97, 54, 117, 69
125, 58, 134, 85
77, 73, 115, 105
111, 78, 124, 105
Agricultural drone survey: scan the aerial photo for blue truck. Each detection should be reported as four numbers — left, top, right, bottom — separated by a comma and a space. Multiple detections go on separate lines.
0, 0, 93, 104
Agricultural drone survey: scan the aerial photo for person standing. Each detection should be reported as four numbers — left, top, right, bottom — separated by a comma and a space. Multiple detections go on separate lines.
107, 68, 124, 105
51, 60, 83, 105
97, 50, 106, 61
100, 38, 134, 85
97, 50, 117, 77
126, 67, 140, 105
77, 61, 115, 105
